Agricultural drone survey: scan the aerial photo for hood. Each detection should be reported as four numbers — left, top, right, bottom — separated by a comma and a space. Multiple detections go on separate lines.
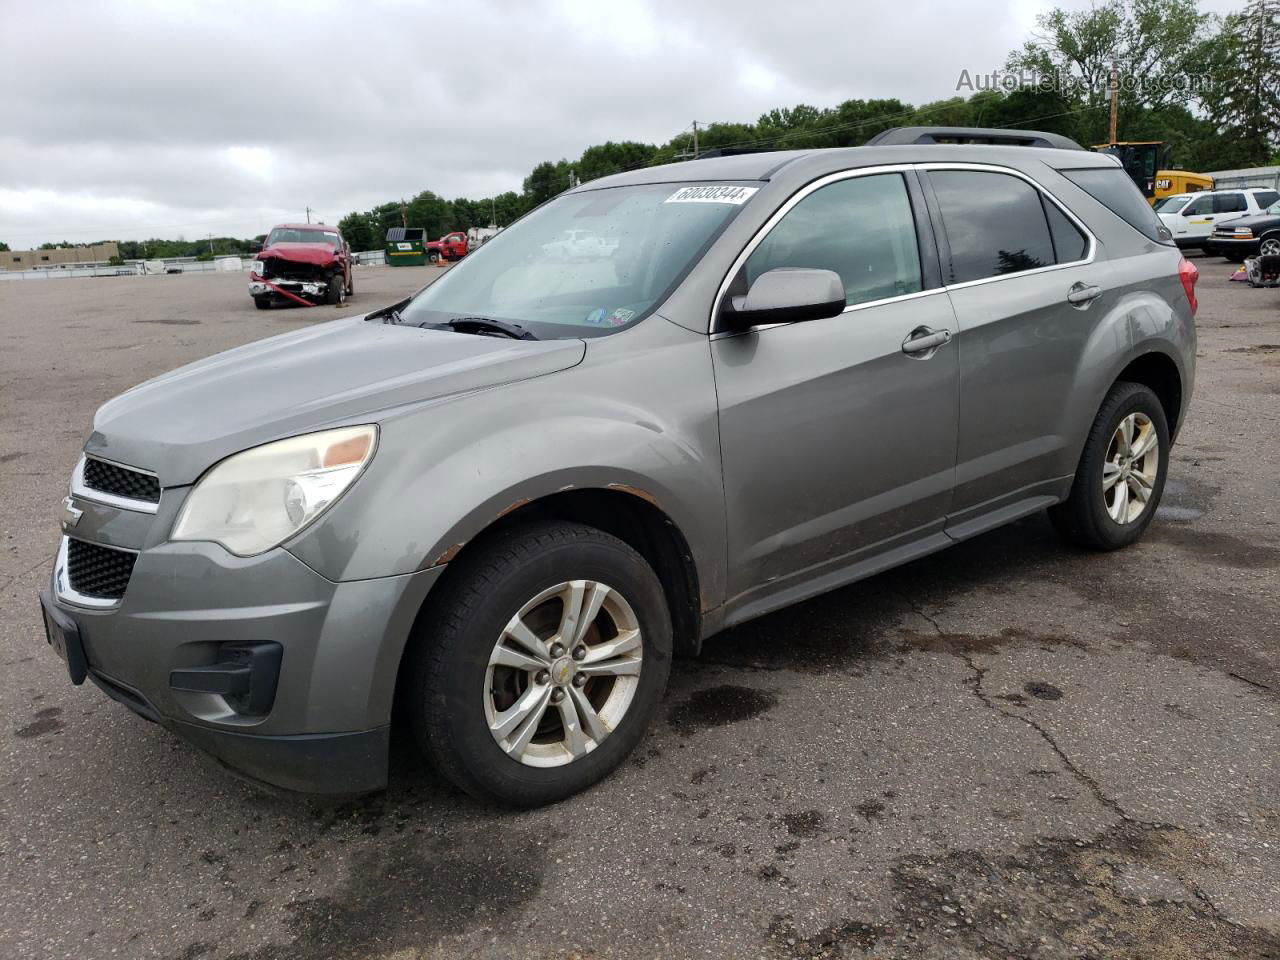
259, 242, 339, 266
1210, 212, 1280, 230
86, 317, 586, 485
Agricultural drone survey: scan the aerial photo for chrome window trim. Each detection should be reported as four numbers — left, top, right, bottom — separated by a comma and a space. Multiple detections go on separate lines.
709, 163, 921, 334
709, 161, 1101, 334
53, 535, 136, 610
71, 454, 160, 515
918, 161, 1098, 293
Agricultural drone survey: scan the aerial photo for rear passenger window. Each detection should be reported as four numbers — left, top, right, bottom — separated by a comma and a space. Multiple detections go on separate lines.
1043, 200, 1089, 263
1060, 167, 1172, 244
1215, 193, 1247, 214
929, 171, 1055, 283
745, 173, 922, 307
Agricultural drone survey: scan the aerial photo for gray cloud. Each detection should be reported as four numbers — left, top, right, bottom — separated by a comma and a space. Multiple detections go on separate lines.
0, 0, 1237, 245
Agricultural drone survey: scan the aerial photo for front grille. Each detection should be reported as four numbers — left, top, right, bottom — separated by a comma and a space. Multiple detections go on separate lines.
83, 458, 160, 503
66, 538, 137, 600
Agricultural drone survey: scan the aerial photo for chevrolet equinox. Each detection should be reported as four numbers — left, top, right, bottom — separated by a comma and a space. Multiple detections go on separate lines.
41, 127, 1198, 806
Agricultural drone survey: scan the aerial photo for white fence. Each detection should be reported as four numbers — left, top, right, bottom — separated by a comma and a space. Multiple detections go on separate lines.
0, 250, 388, 282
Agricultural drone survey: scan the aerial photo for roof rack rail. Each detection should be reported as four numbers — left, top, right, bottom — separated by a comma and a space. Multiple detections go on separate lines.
864, 126, 1086, 151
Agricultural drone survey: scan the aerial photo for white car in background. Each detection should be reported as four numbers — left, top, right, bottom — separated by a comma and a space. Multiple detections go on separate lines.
1156, 188, 1280, 252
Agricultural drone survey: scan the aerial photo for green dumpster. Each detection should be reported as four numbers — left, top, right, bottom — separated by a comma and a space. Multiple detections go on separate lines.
385, 227, 426, 266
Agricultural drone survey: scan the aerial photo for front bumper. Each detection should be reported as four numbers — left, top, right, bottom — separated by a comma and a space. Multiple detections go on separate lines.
44, 534, 441, 794
1206, 235, 1259, 252
248, 278, 327, 299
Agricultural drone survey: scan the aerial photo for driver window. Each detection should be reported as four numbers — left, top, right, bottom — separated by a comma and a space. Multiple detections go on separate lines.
745, 173, 922, 308
1183, 195, 1213, 216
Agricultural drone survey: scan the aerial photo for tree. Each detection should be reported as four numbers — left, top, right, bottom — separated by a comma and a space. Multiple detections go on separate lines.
0, 241, 9, 251
523, 160, 572, 207
1007, 0, 1215, 144
338, 212, 376, 251
1202, 0, 1280, 166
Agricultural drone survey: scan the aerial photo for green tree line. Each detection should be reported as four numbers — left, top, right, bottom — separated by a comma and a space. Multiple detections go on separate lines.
9, 0, 1277, 255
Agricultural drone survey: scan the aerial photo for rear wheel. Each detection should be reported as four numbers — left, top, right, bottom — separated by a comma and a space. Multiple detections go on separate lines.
407, 522, 672, 806
1049, 381, 1169, 550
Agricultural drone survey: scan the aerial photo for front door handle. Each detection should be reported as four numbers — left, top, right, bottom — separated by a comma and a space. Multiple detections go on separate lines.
901, 326, 952, 356
1067, 282, 1103, 306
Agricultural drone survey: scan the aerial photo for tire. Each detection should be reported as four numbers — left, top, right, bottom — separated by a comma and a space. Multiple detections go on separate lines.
325, 272, 344, 305
346, 272, 354, 297
1260, 235, 1280, 258
407, 521, 672, 807
1049, 381, 1170, 550
428, 251, 440, 264
253, 296, 271, 310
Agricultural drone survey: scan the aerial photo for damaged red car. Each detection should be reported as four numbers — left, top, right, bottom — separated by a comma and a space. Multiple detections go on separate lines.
248, 224, 353, 309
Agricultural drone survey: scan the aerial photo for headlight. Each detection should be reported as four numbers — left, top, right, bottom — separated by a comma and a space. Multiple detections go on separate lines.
172, 425, 377, 556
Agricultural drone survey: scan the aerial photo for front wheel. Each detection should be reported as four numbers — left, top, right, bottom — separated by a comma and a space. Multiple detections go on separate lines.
325, 272, 345, 305
1260, 236, 1280, 258
407, 522, 672, 806
253, 296, 271, 310
1049, 381, 1170, 550
428, 251, 440, 264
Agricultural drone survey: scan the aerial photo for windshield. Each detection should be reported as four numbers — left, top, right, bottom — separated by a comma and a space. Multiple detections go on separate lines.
396, 182, 757, 338
268, 228, 341, 246
1154, 196, 1191, 213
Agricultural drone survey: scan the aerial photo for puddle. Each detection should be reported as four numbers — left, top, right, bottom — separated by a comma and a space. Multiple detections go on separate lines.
668, 684, 777, 734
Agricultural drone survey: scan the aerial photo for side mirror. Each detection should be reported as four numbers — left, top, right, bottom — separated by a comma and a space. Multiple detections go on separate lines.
721, 268, 845, 331
249, 241, 263, 253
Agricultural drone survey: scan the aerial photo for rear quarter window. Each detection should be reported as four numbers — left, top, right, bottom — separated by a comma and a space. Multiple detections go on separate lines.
1059, 167, 1173, 244
1255, 191, 1279, 209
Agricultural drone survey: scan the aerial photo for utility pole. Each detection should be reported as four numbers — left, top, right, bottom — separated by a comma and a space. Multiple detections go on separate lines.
490, 197, 497, 229
305, 205, 313, 224
207, 234, 214, 255
1108, 59, 1119, 145
399, 200, 407, 228
692, 120, 699, 160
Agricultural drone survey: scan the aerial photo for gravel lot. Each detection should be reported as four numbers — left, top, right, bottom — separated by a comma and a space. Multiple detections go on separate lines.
1, 259, 1277, 960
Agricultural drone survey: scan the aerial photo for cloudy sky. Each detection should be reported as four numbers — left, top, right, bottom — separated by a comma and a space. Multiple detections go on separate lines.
0, 0, 1244, 248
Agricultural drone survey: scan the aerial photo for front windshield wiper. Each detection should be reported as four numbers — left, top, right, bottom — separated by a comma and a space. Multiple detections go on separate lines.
438, 317, 539, 341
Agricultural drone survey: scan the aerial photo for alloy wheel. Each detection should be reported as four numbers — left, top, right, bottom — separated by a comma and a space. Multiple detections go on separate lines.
484, 580, 643, 767
1260, 237, 1280, 257
1102, 411, 1159, 524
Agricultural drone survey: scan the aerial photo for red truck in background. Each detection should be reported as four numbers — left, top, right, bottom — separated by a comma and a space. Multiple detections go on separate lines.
426, 231, 469, 263
248, 223, 353, 309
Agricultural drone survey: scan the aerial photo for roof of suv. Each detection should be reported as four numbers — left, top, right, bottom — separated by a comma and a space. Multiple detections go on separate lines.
578, 142, 1119, 191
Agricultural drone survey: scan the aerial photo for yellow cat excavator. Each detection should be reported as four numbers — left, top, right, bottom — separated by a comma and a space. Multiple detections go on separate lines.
1092, 141, 1214, 205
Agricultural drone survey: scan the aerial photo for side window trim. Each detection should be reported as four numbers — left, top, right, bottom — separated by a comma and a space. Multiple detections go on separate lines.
916, 162, 1097, 292
709, 163, 942, 335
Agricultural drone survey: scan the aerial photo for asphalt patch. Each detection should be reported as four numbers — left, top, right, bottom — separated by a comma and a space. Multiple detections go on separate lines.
1150, 527, 1280, 569
15, 706, 63, 738
1024, 681, 1064, 701
668, 684, 777, 734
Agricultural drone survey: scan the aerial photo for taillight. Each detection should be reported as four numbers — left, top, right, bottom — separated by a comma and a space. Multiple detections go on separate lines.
1178, 257, 1199, 316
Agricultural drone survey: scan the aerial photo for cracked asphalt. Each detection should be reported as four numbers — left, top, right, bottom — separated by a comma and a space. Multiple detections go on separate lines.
1, 258, 1277, 959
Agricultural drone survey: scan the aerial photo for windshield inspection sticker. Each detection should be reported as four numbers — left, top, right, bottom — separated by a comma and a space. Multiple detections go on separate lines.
665, 185, 759, 205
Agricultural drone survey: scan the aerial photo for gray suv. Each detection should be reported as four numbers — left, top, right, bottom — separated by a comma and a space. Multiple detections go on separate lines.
40, 128, 1198, 806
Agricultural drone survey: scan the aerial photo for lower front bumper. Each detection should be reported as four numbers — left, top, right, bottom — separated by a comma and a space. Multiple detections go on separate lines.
43, 540, 442, 794
249, 279, 326, 299
85, 665, 389, 794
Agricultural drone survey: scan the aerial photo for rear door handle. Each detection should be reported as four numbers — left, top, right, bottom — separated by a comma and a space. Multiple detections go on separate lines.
901, 326, 952, 356
1067, 283, 1103, 306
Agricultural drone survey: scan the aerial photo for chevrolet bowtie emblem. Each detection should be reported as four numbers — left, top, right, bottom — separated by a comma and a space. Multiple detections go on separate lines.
61, 496, 82, 529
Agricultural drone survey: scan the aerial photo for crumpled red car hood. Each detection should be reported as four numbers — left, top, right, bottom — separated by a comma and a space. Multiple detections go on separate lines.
258, 242, 338, 266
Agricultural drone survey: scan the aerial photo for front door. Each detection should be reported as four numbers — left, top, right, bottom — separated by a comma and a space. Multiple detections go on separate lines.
712, 170, 959, 614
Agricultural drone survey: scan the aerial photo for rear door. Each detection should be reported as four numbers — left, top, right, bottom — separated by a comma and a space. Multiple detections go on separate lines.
920, 164, 1109, 535
712, 168, 960, 610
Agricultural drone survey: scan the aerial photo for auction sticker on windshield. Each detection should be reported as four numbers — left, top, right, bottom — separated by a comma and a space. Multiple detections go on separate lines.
665, 185, 759, 204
